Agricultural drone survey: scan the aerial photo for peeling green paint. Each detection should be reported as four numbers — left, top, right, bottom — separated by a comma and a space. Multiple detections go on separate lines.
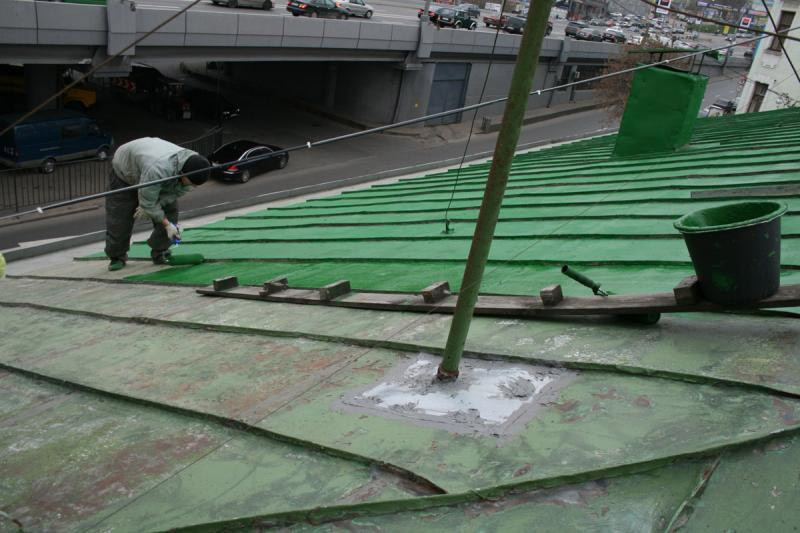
3, 108, 800, 530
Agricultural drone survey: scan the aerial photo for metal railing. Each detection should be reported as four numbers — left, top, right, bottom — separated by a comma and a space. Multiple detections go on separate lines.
0, 128, 224, 215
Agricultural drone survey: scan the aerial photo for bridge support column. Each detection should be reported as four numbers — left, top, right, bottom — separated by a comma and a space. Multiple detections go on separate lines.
24, 65, 59, 111
392, 62, 435, 125
325, 63, 338, 109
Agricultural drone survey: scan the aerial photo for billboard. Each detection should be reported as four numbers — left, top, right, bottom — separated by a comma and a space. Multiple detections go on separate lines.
656, 0, 671, 15
741, 16, 752, 27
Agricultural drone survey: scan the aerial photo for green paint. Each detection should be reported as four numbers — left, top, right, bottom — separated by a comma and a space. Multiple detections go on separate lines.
614, 66, 708, 157
6, 277, 800, 397
286, 459, 706, 532
3, 108, 800, 530
679, 434, 800, 531
674, 201, 788, 234
0, 372, 427, 533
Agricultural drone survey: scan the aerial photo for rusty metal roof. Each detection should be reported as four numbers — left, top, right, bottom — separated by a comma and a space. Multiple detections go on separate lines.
2, 108, 800, 531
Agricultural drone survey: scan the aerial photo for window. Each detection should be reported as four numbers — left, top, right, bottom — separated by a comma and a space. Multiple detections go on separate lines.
747, 82, 769, 112
61, 124, 82, 139
769, 10, 795, 52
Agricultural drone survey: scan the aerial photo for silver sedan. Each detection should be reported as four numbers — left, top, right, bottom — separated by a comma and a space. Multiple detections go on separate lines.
337, 0, 373, 18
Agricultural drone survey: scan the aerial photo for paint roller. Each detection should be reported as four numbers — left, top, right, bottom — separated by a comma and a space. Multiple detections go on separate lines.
167, 254, 205, 266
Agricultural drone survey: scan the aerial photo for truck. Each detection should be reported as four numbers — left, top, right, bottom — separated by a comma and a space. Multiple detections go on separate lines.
0, 110, 113, 173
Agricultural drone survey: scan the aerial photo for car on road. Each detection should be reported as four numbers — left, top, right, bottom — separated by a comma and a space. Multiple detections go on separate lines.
209, 140, 289, 183
287, 0, 349, 18
213, 0, 273, 9
502, 16, 552, 35
457, 3, 481, 17
565, 21, 588, 37
603, 28, 626, 43
483, 13, 508, 28
575, 28, 603, 41
183, 89, 241, 122
417, 5, 438, 19
337, 0, 373, 18
435, 8, 478, 29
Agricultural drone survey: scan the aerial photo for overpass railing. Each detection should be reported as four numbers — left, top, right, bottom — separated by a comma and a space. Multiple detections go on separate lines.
0, 128, 223, 215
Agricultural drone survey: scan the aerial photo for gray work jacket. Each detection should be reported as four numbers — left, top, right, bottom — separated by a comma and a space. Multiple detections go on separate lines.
112, 137, 196, 222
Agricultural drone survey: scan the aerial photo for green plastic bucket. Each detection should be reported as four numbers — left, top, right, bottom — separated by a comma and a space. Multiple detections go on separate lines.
674, 201, 787, 305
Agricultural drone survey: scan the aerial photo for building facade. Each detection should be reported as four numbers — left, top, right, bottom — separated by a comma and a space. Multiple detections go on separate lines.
738, 0, 799, 113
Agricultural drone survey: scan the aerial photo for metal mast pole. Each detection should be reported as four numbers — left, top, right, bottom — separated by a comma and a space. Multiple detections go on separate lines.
437, 0, 555, 380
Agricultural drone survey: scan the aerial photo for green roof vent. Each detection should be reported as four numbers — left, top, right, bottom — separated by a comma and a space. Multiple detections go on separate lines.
613, 65, 708, 157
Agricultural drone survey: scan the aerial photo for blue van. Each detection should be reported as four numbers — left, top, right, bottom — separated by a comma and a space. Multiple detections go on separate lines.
0, 110, 113, 173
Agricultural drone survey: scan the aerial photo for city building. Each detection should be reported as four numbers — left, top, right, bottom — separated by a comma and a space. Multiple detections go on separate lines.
738, 0, 800, 112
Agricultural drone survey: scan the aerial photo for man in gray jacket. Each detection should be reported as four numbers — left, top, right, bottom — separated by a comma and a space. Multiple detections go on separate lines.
105, 137, 210, 271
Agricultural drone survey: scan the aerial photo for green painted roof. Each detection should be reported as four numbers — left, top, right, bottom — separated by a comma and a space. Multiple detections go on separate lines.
2, 108, 800, 531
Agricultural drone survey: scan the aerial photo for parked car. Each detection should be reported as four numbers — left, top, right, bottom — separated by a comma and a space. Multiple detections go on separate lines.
565, 21, 588, 37
287, 0, 349, 18
457, 3, 481, 17
337, 0, 373, 18
212, 0, 273, 9
183, 89, 240, 122
208, 140, 289, 183
417, 5, 439, 20
744, 48, 754, 58
603, 28, 626, 43
435, 8, 478, 29
575, 28, 603, 41
0, 110, 113, 173
483, 13, 507, 28
503, 16, 552, 35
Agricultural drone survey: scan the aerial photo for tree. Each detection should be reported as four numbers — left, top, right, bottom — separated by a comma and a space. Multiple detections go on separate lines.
595, 38, 693, 124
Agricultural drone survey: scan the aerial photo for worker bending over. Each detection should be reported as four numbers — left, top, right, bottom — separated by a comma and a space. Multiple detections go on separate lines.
105, 137, 210, 271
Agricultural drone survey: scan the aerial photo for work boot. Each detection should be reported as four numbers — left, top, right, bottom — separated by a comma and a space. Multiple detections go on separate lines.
151, 250, 172, 265
108, 258, 126, 271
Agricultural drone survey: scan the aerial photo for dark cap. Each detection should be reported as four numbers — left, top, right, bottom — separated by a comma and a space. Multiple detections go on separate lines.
181, 154, 210, 185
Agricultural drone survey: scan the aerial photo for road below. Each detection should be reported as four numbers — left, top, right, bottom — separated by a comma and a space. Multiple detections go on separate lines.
0, 108, 614, 251
0, 72, 740, 253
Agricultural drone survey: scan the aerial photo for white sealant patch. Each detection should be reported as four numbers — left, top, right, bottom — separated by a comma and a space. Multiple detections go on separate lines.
361, 359, 553, 425
340, 354, 577, 438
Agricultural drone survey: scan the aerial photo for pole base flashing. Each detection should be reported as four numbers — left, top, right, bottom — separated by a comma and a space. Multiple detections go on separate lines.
436, 364, 460, 382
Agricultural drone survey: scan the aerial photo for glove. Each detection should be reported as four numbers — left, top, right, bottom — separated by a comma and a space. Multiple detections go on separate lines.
165, 222, 181, 243
133, 206, 148, 220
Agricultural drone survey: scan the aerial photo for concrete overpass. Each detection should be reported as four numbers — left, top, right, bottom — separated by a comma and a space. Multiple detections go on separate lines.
0, 0, 620, 63
0, 1, 739, 127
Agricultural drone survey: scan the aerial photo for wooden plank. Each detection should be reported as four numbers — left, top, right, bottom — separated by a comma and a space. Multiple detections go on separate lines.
691, 184, 800, 199
198, 283, 800, 317
421, 281, 450, 303
319, 280, 351, 301
540, 284, 563, 306
673, 275, 701, 304
212, 276, 238, 292
261, 276, 289, 296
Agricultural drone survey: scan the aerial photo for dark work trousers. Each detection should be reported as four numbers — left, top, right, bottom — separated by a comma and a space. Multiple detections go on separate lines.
104, 172, 179, 261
